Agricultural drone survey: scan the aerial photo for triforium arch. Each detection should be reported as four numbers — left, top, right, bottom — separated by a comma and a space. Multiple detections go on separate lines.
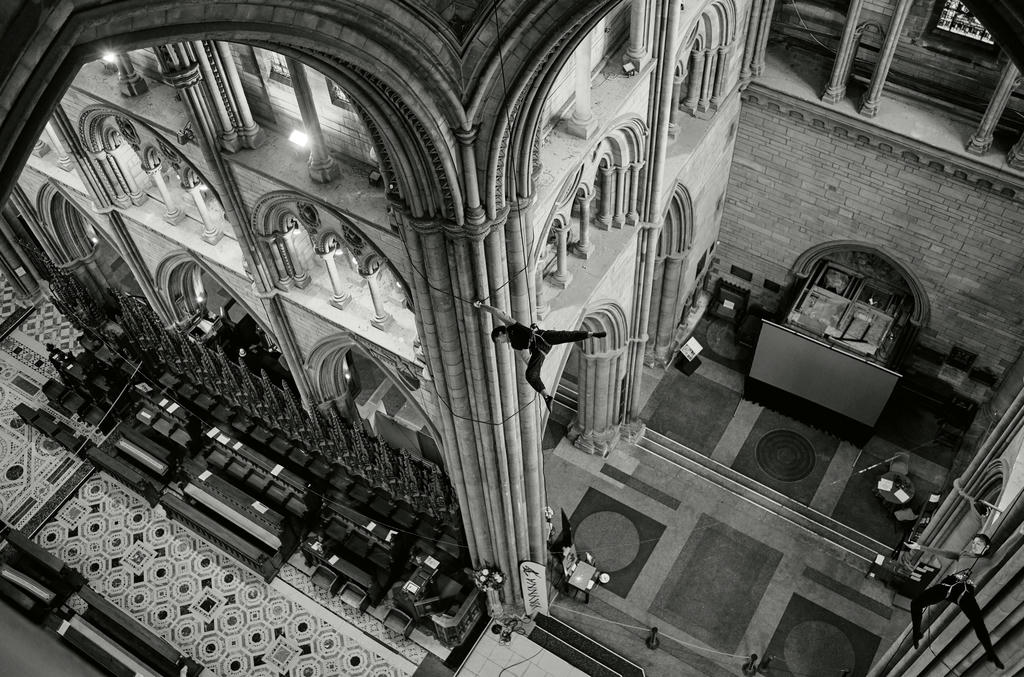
789, 241, 931, 369
676, 0, 740, 116
648, 182, 695, 360
304, 333, 441, 457
569, 302, 630, 456
35, 182, 100, 264
154, 251, 276, 342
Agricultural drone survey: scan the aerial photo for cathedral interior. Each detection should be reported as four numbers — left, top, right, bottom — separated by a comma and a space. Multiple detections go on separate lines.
1, 1, 1024, 676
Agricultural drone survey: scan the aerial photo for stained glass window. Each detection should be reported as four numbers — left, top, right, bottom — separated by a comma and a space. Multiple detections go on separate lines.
267, 52, 291, 84
936, 1, 994, 44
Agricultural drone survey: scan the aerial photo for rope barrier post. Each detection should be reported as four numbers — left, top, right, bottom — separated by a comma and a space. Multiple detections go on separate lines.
645, 626, 660, 650
758, 654, 774, 672
840, 670, 850, 677
742, 654, 758, 675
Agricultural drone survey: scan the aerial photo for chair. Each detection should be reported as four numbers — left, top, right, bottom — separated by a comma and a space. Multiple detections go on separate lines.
310, 565, 340, 596
890, 453, 910, 476
339, 581, 371, 612
383, 607, 415, 638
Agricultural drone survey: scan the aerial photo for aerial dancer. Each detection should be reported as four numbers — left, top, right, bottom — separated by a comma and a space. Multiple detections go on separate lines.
906, 533, 1003, 669
474, 301, 605, 410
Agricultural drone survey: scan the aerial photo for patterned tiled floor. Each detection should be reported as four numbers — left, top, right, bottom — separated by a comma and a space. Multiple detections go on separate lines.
36, 473, 416, 677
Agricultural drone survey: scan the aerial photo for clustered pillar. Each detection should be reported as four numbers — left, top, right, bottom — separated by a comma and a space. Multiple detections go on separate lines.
821, 0, 867, 104
859, 0, 915, 118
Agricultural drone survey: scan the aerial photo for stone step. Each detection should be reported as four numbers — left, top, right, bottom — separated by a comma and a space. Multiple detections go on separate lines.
529, 612, 645, 677
638, 429, 886, 565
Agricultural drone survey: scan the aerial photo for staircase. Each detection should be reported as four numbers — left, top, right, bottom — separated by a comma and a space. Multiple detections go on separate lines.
638, 429, 887, 564
529, 613, 645, 677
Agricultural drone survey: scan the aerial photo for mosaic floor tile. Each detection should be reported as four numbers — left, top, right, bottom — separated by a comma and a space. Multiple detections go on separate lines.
36, 473, 416, 677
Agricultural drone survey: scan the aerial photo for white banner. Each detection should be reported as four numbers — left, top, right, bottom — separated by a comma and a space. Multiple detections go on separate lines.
519, 560, 549, 616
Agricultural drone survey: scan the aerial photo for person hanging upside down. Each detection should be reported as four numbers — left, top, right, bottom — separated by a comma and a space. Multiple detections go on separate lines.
906, 533, 1003, 669
474, 300, 605, 411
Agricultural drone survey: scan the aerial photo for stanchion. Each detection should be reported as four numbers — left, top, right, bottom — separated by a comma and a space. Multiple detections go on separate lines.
742, 654, 758, 675
758, 654, 775, 671
645, 627, 660, 650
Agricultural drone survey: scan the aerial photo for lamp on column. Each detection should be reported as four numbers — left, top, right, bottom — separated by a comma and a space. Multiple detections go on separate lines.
176, 121, 196, 146
622, 62, 636, 77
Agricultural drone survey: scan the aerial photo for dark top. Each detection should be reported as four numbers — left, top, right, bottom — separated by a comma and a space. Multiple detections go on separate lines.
506, 322, 536, 351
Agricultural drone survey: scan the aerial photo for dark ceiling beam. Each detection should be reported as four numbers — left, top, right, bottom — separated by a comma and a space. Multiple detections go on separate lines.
962, 0, 1024, 71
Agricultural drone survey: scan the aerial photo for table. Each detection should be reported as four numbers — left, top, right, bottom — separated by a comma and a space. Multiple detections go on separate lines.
877, 471, 915, 505
567, 562, 596, 591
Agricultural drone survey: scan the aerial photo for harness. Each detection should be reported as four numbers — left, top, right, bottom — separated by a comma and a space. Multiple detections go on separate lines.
939, 556, 980, 605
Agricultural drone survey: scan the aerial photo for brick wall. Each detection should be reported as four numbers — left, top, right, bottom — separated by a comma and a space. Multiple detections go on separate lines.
717, 89, 1024, 379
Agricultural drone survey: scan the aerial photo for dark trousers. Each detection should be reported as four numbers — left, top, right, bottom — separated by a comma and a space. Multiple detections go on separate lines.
911, 583, 998, 660
524, 330, 590, 394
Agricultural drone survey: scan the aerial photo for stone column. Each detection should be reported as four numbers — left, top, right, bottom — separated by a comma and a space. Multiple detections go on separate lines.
622, 221, 663, 438
684, 50, 705, 112
654, 254, 686, 356
572, 348, 625, 456
821, 0, 867, 104
0, 213, 43, 304
711, 46, 729, 108
698, 50, 716, 112
668, 73, 685, 137
570, 189, 595, 258
966, 62, 1021, 155
115, 53, 149, 97
194, 41, 240, 152
1009, 133, 1024, 169
545, 221, 572, 289
750, 0, 780, 77
624, 0, 647, 69
215, 42, 264, 148
91, 149, 131, 208
110, 145, 147, 205
186, 179, 222, 243
566, 33, 599, 139
44, 123, 73, 171
859, 0, 914, 118
144, 164, 184, 224
319, 245, 351, 309
283, 230, 311, 288
534, 266, 549, 320
286, 57, 339, 183
262, 233, 292, 290
740, 0, 766, 82
362, 265, 393, 330
626, 162, 643, 225
597, 165, 615, 228
613, 165, 627, 228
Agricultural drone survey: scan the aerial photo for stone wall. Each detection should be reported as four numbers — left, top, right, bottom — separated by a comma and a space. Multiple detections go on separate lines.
717, 87, 1024, 380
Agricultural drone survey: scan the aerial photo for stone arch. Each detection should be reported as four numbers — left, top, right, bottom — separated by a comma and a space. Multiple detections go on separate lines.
675, 0, 740, 115
154, 251, 276, 341
35, 182, 97, 263
0, 2, 468, 227
788, 241, 930, 369
305, 333, 442, 460
567, 302, 630, 456
649, 183, 696, 359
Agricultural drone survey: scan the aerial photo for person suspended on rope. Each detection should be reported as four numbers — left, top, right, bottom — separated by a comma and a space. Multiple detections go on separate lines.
474, 300, 605, 411
905, 533, 1003, 669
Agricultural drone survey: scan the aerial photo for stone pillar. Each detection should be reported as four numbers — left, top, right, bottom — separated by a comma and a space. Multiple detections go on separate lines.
194, 41, 240, 152
115, 53, 149, 97
967, 62, 1021, 155
653, 254, 685, 356
319, 244, 351, 309
144, 164, 184, 224
44, 123, 73, 171
750, 0, 780, 77
821, 0, 867, 104
362, 265, 393, 330
626, 162, 643, 225
570, 189, 595, 258
668, 73, 685, 137
597, 165, 615, 228
710, 46, 729, 108
572, 347, 626, 456
859, 0, 914, 118
186, 179, 222, 243
534, 266, 549, 320
624, 0, 647, 69
546, 221, 572, 289
32, 138, 50, 158
566, 33, 599, 139
0, 213, 43, 304
110, 145, 147, 205
613, 165, 627, 228
283, 230, 311, 289
684, 50, 705, 112
215, 42, 264, 148
91, 149, 131, 209
263, 233, 292, 290
698, 50, 716, 112
740, 0, 766, 83
622, 221, 663, 438
286, 57, 339, 184
1009, 132, 1024, 170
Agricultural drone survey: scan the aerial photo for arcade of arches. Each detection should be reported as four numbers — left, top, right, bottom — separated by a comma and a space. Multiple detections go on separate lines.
1, 1, 1024, 675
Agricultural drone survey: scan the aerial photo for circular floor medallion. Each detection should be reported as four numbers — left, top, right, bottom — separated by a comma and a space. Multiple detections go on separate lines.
756, 430, 816, 482
574, 511, 640, 572
784, 620, 856, 676
704, 320, 745, 361
5, 464, 24, 481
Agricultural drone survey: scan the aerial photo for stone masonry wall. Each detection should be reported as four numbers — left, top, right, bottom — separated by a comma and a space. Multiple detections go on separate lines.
717, 88, 1024, 380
